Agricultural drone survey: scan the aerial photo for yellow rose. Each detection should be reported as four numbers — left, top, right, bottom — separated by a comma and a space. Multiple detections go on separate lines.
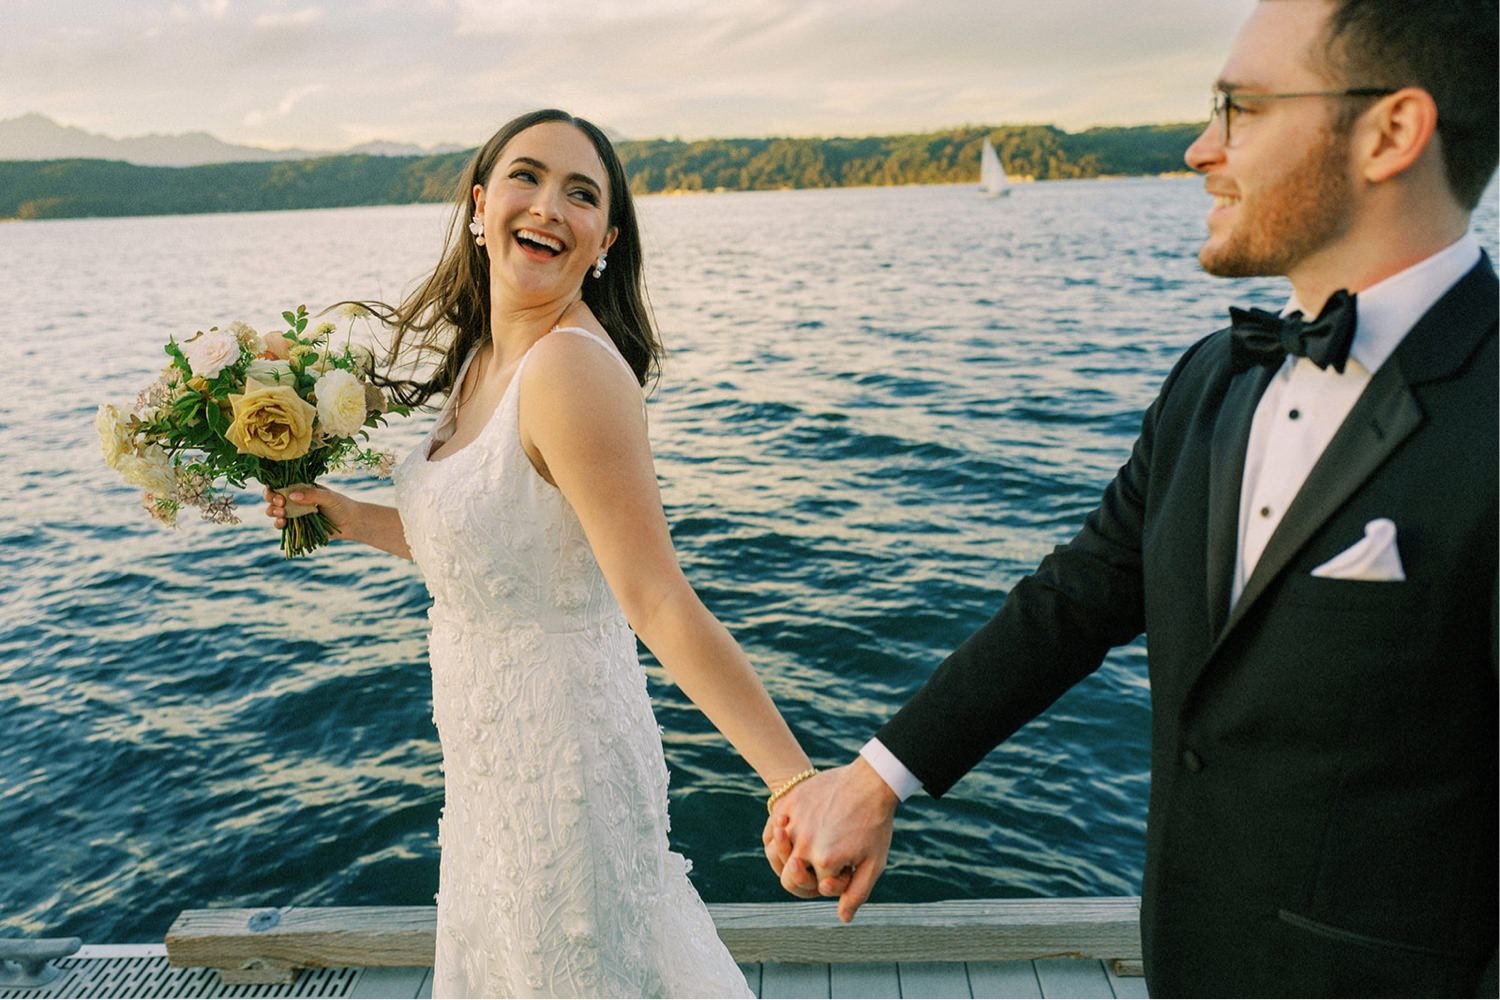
225, 379, 317, 460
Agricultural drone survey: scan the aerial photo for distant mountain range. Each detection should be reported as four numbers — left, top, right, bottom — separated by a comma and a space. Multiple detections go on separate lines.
0, 113, 465, 166
0, 121, 1208, 221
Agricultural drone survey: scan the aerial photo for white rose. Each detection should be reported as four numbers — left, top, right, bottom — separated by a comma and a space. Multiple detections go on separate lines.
96, 403, 133, 469
118, 444, 176, 496
314, 368, 369, 438
181, 328, 241, 379
245, 358, 294, 383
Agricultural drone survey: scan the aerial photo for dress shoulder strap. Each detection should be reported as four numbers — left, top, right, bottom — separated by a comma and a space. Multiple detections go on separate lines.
431, 344, 482, 441
547, 326, 638, 381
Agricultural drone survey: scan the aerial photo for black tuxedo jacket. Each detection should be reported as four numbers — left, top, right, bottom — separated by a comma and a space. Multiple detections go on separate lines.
877, 257, 1498, 997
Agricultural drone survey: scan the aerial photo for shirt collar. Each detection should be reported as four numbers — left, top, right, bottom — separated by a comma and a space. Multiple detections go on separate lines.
1284, 233, 1483, 375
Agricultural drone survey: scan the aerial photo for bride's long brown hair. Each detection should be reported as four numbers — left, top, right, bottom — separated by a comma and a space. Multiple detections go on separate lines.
364, 109, 660, 408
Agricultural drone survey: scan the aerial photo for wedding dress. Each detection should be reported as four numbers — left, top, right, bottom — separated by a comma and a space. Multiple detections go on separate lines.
393, 327, 752, 998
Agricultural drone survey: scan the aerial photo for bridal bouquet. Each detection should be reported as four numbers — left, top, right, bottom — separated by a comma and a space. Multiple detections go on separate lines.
98, 304, 405, 558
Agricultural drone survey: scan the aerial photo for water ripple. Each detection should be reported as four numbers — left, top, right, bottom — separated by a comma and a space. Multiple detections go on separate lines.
2, 179, 1494, 941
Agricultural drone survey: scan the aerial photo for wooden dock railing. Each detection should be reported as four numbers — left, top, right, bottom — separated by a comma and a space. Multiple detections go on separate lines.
165, 897, 1143, 985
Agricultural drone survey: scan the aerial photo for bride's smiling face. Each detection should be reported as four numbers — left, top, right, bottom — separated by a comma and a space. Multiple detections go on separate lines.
473, 121, 618, 302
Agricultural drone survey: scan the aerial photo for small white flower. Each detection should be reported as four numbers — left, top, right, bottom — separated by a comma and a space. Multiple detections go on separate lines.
349, 344, 376, 375
142, 492, 178, 527
181, 327, 241, 379
314, 367, 369, 438
96, 403, 133, 469
227, 322, 263, 355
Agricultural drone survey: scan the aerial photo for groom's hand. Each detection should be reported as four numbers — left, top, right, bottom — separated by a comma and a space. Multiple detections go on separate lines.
763, 758, 899, 923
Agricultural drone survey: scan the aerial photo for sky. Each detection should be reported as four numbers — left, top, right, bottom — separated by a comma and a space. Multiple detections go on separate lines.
2, 0, 1260, 151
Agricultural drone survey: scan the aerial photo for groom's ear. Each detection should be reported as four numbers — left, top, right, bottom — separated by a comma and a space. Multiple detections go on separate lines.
1357, 87, 1440, 187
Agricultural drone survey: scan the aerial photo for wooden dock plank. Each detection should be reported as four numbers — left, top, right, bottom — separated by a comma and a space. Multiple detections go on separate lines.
966, 959, 1043, 999
163, 898, 1145, 989
0, 946, 1146, 1000
831, 961, 902, 999
761, 961, 832, 999
349, 966, 429, 999
166, 906, 436, 983
739, 961, 763, 997
1034, 958, 1115, 999
711, 899, 1140, 964
1105, 960, 1150, 999
898, 960, 974, 998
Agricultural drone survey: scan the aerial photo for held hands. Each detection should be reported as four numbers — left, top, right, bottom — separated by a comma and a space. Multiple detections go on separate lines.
762, 758, 900, 923
262, 484, 354, 540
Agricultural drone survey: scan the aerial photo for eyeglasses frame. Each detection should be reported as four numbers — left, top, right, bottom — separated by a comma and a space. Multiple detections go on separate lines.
1210, 87, 1398, 144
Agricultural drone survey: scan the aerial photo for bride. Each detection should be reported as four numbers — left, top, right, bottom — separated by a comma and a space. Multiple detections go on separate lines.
265, 108, 815, 998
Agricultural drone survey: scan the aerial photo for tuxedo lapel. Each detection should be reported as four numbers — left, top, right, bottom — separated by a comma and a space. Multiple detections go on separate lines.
1214, 255, 1497, 644
1222, 368, 1422, 635
1205, 364, 1275, 636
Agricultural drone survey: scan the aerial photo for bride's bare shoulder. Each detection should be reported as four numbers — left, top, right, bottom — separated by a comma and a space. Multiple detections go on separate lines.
522, 327, 638, 400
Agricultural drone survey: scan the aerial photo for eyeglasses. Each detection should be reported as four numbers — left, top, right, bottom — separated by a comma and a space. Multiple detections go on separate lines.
1209, 87, 1397, 144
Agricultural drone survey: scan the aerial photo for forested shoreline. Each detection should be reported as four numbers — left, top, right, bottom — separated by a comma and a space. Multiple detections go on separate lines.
0, 122, 1201, 220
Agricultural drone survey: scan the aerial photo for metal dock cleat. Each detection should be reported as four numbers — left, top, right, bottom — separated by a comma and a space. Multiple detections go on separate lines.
0, 936, 82, 988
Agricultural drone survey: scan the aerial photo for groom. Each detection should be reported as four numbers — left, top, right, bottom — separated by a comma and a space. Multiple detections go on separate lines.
766, 1, 1498, 996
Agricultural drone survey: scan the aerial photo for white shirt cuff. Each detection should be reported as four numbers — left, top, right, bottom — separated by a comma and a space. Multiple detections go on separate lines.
859, 738, 923, 801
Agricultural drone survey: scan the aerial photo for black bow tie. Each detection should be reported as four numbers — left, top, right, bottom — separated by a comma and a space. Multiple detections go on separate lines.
1229, 289, 1358, 374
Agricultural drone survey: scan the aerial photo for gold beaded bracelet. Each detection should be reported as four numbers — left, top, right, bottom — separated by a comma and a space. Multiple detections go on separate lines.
766, 768, 819, 814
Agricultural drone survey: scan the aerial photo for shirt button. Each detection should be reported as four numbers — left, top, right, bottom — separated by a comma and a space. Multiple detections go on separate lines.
1259, 506, 1273, 518
1181, 750, 1204, 773
1288, 408, 1301, 420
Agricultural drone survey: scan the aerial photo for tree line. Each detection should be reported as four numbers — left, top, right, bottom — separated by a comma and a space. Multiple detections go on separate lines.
0, 123, 1203, 220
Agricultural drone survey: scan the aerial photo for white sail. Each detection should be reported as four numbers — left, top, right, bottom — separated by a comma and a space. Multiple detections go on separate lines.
980, 138, 1010, 198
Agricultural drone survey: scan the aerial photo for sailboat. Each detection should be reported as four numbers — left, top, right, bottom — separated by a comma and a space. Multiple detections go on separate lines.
979, 138, 1011, 198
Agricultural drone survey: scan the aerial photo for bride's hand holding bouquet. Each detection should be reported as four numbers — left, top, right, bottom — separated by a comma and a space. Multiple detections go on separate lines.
97, 304, 407, 557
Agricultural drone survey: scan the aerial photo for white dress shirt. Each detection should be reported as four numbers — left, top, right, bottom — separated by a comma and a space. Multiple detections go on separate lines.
862, 234, 1484, 801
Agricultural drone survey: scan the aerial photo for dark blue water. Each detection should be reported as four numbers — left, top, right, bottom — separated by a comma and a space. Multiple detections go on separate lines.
3, 178, 1495, 943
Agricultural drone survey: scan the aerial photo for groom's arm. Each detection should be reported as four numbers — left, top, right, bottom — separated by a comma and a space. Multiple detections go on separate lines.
872, 331, 1218, 795
768, 484, 1153, 921
767, 336, 1218, 918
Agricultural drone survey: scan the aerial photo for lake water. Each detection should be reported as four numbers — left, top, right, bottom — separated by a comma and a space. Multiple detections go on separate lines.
2, 177, 1495, 943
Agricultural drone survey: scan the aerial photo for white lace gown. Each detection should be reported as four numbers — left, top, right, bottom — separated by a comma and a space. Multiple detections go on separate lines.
393, 327, 753, 999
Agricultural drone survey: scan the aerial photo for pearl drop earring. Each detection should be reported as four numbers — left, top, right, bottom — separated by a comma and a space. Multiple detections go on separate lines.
592, 252, 608, 278
468, 214, 485, 247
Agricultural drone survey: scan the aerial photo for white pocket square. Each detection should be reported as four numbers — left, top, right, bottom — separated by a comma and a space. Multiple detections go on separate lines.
1311, 517, 1406, 582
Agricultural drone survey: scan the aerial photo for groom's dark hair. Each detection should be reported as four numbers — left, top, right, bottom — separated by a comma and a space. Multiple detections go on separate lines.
1319, 0, 1498, 209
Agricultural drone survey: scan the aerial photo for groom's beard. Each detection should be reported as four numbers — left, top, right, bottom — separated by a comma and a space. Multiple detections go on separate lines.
1199, 124, 1355, 279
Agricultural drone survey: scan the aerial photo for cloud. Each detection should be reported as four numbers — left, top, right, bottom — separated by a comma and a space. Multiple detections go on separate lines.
243, 84, 328, 127
254, 6, 326, 30
167, 0, 229, 21
452, 0, 704, 34
1, 0, 1257, 149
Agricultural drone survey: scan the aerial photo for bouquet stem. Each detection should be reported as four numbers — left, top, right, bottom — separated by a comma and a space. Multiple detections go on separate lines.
279, 507, 337, 559
269, 478, 334, 558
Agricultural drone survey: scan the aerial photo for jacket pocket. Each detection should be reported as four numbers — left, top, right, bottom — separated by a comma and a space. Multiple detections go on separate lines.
1277, 909, 1467, 959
